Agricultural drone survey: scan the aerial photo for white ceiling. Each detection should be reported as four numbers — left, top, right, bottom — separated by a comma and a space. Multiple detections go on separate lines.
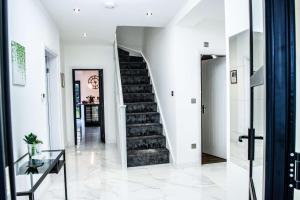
179, 0, 225, 28
40, 0, 187, 44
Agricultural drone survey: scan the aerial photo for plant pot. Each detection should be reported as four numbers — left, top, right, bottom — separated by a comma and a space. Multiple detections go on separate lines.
27, 144, 37, 157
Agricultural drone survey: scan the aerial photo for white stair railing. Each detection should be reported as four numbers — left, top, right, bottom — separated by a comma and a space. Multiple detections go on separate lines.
114, 35, 127, 168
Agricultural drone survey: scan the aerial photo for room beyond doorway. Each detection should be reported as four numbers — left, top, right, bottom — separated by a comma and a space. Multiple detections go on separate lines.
72, 69, 105, 146
201, 55, 227, 165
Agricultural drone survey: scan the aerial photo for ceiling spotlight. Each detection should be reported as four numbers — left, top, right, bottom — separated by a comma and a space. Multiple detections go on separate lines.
104, 1, 116, 9
73, 8, 81, 13
146, 12, 153, 16
82, 33, 87, 38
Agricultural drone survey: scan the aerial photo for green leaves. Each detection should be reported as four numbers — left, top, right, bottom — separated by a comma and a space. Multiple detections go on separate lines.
23, 133, 43, 144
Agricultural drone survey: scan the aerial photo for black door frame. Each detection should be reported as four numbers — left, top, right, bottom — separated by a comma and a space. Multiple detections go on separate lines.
72, 69, 105, 145
264, 0, 296, 199
1, 0, 16, 199
74, 81, 81, 119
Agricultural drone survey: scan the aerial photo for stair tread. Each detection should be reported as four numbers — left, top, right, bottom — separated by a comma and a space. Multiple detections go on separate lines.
127, 148, 169, 155
124, 92, 153, 95
127, 123, 162, 127
127, 134, 165, 139
126, 112, 158, 115
120, 61, 145, 63
125, 102, 156, 105
126, 102, 156, 104
123, 83, 151, 86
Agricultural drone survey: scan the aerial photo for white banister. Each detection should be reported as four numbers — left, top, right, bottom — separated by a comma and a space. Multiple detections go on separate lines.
114, 35, 127, 169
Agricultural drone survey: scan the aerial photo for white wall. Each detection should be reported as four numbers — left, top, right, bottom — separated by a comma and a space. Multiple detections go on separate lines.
143, 9, 226, 165
116, 27, 145, 51
62, 44, 116, 145
8, 0, 62, 159
143, 26, 178, 162
224, 0, 249, 37
75, 70, 100, 103
173, 25, 226, 164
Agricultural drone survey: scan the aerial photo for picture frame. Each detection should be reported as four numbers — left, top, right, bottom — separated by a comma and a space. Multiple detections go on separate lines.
230, 70, 237, 84
11, 41, 26, 86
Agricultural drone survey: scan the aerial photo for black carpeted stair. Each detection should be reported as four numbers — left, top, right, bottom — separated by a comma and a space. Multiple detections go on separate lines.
118, 48, 170, 167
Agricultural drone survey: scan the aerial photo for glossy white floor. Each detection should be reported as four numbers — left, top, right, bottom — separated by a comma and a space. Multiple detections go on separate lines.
39, 129, 248, 200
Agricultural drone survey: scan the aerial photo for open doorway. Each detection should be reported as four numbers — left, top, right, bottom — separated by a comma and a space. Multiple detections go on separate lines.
72, 69, 105, 146
201, 55, 227, 164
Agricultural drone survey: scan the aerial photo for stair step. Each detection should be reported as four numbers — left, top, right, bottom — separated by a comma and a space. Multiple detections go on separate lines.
118, 48, 129, 56
119, 62, 146, 69
129, 56, 144, 62
127, 123, 163, 137
121, 69, 148, 76
126, 112, 160, 124
126, 102, 157, 113
127, 135, 166, 150
127, 148, 169, 167
123, 84, 152, 93
119, 56, 130, 62
121, 76, 150, 85
123, 93, 154, 103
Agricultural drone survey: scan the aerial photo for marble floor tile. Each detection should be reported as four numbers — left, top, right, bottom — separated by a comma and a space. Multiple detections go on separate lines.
38, 141, 248, 200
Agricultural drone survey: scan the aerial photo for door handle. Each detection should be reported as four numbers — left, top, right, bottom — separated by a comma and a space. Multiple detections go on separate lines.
239, 129, 263, 161
238, 135, 263, 142
201, 105, 206, 114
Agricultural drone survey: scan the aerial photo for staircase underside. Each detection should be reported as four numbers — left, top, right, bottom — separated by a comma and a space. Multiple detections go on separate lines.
118, 48, 170, 167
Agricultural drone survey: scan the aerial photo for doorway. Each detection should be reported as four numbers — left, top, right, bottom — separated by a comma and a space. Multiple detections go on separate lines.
45, 49, 63, 150
201, 55, 227, 165
72, 69, 105, 146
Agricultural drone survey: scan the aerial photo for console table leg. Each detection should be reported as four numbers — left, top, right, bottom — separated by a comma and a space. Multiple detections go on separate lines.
63, 151, 68, 200
29, 193, 34, 200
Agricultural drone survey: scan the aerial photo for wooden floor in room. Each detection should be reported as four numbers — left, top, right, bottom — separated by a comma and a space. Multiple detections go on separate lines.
202, 153, 226, 164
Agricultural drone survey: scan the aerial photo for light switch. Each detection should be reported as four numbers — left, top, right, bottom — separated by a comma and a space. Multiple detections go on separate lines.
191, 98, 196, 104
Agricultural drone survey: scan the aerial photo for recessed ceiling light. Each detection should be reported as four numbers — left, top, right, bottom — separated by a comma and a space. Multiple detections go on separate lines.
104, 1, 116, 9
82, 33, 87, 38
73, 8, 81, 13
146, 12, 153, 16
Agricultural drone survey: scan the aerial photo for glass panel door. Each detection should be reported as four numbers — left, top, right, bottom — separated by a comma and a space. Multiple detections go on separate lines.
249, 0, 265, 199
295, 0, 300, 198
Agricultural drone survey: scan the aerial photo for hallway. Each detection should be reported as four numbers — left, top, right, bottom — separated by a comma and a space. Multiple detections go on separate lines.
42, 142, 228, 200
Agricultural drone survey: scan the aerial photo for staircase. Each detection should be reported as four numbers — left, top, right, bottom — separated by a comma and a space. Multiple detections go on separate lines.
118, 48, 170, 167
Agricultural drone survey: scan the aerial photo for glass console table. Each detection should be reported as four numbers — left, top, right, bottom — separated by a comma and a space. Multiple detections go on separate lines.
14, 150, 68, 200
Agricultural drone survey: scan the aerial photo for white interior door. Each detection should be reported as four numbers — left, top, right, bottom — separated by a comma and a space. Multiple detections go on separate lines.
45, 52, 63, 150
201, 57, 227, 159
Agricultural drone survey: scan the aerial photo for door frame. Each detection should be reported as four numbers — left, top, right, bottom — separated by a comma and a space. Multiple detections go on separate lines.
45, 49, 61, 150
0, 0, 16, 199
74, 80, 81, 119
72, 69, 105, 145
200, 54, 227, 164
264, 0, 296, 199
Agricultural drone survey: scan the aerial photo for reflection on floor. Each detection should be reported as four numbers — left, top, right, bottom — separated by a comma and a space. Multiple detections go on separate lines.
41, 143, 248, 200
76, 119, 101, 147
202, 153, 226, 165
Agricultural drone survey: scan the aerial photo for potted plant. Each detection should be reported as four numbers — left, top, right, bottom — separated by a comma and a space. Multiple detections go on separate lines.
23, 133, 43, 158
